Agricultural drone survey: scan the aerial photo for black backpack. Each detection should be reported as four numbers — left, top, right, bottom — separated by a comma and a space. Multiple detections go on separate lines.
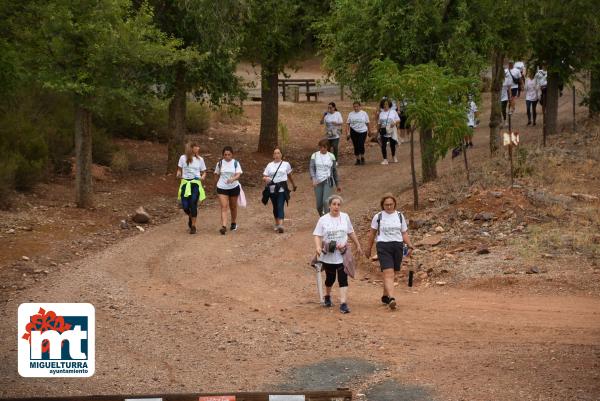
375, 211, 403, 235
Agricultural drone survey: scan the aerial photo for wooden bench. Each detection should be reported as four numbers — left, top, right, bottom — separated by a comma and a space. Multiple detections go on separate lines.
279, 78, 317, 101
305, 90, 323, 102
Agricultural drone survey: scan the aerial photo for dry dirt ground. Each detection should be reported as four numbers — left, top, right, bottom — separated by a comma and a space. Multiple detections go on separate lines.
1, 80, 599, 401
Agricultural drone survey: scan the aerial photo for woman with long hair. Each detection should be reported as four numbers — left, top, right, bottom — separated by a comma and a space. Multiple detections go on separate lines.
377, 99, 400, 164
176, 142, 207, 234
346, 101, 370, 165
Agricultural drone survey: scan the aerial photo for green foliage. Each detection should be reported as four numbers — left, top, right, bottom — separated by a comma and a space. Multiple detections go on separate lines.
186, 102, 211, 133
529, 0, 600, 82
92, 129, 117, 167
514, 147, 534, 177
110, 149, 130, 175
371, 60, 476, 160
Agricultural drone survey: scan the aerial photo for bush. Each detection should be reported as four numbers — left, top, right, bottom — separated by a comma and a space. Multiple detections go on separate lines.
110, 149, 130, 175
186, 101, 211, 133
92, 128, 118, 166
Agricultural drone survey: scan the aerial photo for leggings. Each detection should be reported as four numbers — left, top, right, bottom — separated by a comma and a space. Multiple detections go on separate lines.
501, 100, 508, 121
314, 180, 333, 216
350, 129, 367, 156
328, 138, 340, 160
269, 191, 286, 219
323, 262, 348, 288
181, 183, 200, 217
526, 100, 538, 123
379, 130, 396, 159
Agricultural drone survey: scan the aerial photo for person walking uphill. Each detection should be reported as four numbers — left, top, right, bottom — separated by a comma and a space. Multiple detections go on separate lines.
214, 146, 243, 235
313, 195, 363, 314
310, 138, 341, 216
320, 102, 343, 159
262, 147, 297, 233
377, 99, 400, 164
346, 101, 370, 165
365, 194, 414, 310
177, 142, 207, 234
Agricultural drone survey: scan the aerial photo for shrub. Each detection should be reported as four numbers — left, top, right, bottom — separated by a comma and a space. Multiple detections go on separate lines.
186, 101, 211, 133
110, 149, 130, 175
92, 128, 117, 166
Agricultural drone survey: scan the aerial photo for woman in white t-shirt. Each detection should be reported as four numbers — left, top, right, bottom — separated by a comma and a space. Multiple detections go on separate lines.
345, 101, 370, 165
176, 142, 207, 234
262, 147, 297, 233
377, 99, 400, 164
320, 102, 343, 160
313, 195, 363, 314
524, 70, 540, 126
365, 194, 414, 310
309, 138, 341, 216
214, 146, 243, 235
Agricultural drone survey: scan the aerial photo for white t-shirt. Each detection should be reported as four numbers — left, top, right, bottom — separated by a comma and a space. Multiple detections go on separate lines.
324, 111, 343, 139
514, 61, 525, 74
313, 212, 354, 264
525, 78, 539, 101
263, 161, 292, 192
347, 110, 369, 133
215, 159, 242, 190
378, 109, 400, 137
535, 69, 547, 87
508, 67, 521, 89
370, 211, 408, 243
313, 152, 334, 184
501, 70, 512, 102
467, 101, 478, 127
178, 155, 207, 179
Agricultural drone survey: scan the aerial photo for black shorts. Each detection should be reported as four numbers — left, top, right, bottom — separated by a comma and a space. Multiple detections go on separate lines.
376, 241, 403, 271
510, 87, 518, 97
216, 185, 240, 197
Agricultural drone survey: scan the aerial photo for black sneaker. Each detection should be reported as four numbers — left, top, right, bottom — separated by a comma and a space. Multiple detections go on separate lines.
190, 226, 196, 235
388, 297, 397, 310
381, 295, 390, 305
323, 295, 333, 307
230, 223, 237, 231
219, 226, 226, 235
188, 216, 192, 229
277, 226, 284, 234
360, 157, 365, 165
355, 159, 361, 165
527, 121, 531, 126
340, 303, 350, 314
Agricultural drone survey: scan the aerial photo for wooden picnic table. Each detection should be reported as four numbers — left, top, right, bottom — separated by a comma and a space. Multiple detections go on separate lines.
279, 78, 322, 102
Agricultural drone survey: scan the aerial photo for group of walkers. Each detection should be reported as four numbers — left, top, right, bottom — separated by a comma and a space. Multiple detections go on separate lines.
320, 99, 409, 166
176, 99, 423, 315
501, 60, 548, 126
312, 193, 414, 313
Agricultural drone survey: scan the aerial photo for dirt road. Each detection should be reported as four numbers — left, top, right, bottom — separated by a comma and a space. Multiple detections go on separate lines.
1, 91, 599, 401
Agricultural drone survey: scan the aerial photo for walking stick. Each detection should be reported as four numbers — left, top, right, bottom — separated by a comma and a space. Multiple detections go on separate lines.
314, 262, 324, 304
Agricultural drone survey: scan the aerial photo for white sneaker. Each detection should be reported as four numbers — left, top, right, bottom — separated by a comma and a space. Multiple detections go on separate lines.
393, 156, 398, 163
381, 159, 389, 165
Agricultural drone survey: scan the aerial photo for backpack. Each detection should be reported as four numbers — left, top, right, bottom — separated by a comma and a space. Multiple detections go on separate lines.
218, 159, 238, 171
375, 211, 403, 235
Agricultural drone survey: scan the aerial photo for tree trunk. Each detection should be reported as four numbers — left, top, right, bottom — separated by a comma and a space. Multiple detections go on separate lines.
419, 127, 437, 182
258, 64, 279, 153
75, 103, 93, 208
167, 64, 187, 173
489, 50, 504, 156
590, 65, 600, 118
463, 145, 471, 185
543, 71, 560, 139
410, 128, 419, 210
